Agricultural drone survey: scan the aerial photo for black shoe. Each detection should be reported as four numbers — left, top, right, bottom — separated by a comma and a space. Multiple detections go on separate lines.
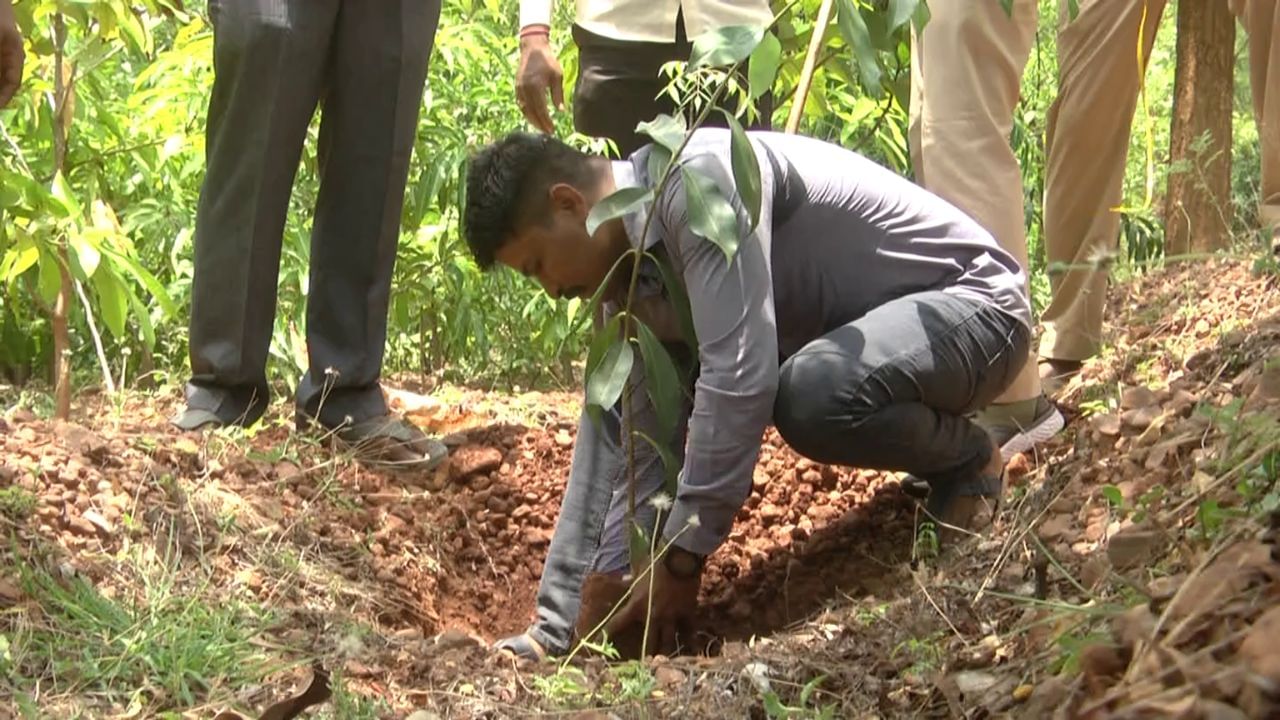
171, 383, 268, 431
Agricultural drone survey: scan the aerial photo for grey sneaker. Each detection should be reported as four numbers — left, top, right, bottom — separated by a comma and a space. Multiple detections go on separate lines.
977, 395, 1065, 461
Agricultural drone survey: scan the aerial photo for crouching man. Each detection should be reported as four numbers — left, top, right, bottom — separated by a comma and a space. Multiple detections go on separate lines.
462, 128, 1033, 660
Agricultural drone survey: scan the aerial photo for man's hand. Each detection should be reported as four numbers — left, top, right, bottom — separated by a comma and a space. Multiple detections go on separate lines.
0, 0, 22, 109
603, 554, 701, 656
515, 32, 564, 134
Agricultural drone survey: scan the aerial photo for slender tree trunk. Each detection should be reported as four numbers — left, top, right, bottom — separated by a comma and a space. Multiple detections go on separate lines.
1164, 0, 1236, 256
52, 13, 73, 419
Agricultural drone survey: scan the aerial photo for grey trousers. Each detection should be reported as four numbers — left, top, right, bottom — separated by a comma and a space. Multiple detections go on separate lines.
185, 0, 442, 428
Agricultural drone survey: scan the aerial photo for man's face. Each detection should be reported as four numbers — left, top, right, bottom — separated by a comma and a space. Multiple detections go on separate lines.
495, 184, 625, 301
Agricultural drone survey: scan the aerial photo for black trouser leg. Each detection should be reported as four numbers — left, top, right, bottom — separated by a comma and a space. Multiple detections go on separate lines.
293, 0, 442, 427
185, 0, 340, 426
774, 292, 1030, 483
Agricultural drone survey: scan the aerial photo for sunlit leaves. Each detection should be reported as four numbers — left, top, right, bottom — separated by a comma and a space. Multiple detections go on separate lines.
723, 110, 762, 231
586, 187, 653, 236
93, 271, 128, 338
682, 166, 741, 261
836, 0, 883, 97
748, 32, 782, 101
689, 25, 765, 69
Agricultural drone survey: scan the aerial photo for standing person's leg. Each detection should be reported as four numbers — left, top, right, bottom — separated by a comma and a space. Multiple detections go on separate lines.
1233, 0, 1280, 243
907, 0, 1058, 456
294, 0, 446, 465
1038, 0, 1168, 386
177, 0, 340, 431
774, 292, 1031, 531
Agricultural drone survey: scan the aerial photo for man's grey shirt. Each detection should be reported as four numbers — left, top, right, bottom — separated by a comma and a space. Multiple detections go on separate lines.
611, 129, 1031, 556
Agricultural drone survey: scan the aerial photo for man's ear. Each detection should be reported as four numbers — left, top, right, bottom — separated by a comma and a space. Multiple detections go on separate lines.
549, 183, 588, 219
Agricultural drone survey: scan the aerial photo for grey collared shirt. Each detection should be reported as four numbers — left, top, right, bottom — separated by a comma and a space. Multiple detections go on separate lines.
610, 129, 1031, 556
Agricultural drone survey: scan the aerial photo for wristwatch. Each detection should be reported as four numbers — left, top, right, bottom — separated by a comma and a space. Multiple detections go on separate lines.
663, 546, 705, 579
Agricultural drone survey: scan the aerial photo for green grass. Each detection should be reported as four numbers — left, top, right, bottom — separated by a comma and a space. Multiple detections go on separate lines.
0, 487, 37, 521
0, 547, 284, 716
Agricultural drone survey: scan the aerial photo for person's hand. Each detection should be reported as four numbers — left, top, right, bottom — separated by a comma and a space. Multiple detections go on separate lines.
603, 553, 701, 656
515, 31, 564, 134
0, 0, 24, 108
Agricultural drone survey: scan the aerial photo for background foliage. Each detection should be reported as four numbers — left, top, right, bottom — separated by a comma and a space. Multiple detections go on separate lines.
0, 0, 1266, 398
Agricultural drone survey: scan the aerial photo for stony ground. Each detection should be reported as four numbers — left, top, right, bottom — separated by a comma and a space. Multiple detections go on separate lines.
1, 257, 1279, 719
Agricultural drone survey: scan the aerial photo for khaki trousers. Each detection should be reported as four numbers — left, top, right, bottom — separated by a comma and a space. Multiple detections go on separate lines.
909, 0, 1042, 403
1040, 0, 1279, 362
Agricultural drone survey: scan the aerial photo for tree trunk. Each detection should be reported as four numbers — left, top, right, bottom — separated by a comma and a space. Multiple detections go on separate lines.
52, 13, 72, 419
1164, 0, 1236, 257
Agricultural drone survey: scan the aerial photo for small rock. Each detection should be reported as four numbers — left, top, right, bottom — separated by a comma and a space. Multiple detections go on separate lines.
1121, 386, 1159, 410
435, 628, 480, 651
0, 578, 23, 606
1037, 514, 1073, 541
405, 712, 441, 720
554, 430, 573, 448
1238, 605, 1280, 686
81, 509, 114, 536
759, 502, 785, 521
1107, 528, 1162, 569
1121, 407, 1159, 431
953, 670, 998, 695
274, 461, 302, 481
1091, 413, 1122, 437
67, 515, 98, 536
1012, 684, 1034, 702
449, 445, 504, 478
654, 666, 686, 688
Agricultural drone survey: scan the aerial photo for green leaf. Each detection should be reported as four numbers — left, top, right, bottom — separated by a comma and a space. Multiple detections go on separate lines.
998, 0, 1013, 16
107, 250, 178, 318
722, 109, 762, 231
681, 166, 740, 262
1101, 485, 1123, 508
70, 235, 101, 279
126, 283, 156, 351
888, 0, 920, 31
634, 319, 683, 443
49, 172, 82, 220
689, 24, 765, 69
913, 0, 932, 33
647, 144, 673, 186
1067, 0, 1079, 20
634, 430, 682, 499
586, 334, 634, 417
93, 272, 127, 338
37, 251, 61, 307
628, 521, 651, 576
835, 0, 883, 97
586, 187, 653, 236
748, 32, 782, 101
637, 114, 686, 155
5, 244, 38, 282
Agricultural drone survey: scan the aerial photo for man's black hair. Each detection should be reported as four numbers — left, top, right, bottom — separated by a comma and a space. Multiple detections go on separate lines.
463, 131, 599, 269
